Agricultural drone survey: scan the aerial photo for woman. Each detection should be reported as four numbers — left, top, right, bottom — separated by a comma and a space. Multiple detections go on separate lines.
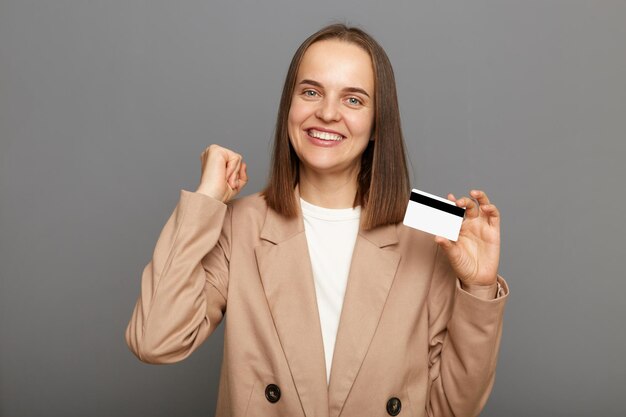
126, 24, 508, 417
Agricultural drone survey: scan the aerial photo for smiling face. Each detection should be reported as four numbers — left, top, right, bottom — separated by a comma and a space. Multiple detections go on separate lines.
288, 39, 375, 178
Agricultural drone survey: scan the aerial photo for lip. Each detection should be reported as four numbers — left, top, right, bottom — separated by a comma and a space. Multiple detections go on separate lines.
304, 126, 346, 138
304, 128, 346, 148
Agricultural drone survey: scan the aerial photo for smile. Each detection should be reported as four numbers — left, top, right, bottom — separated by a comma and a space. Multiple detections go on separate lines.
307, 129, 344, 141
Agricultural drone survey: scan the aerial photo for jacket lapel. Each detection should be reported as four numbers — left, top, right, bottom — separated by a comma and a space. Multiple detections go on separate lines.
327, 223, 401, 417
254, 188, 401, 417
254, 191, 329, 417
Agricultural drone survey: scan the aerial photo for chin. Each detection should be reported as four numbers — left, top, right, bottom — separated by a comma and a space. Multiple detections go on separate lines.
300, 157, 356, 176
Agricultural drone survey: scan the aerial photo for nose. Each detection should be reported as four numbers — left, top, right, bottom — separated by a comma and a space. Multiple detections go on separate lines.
315, 96, 341, 122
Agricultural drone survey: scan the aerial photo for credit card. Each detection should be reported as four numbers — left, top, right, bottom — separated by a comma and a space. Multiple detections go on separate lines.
403, 188, 466, 241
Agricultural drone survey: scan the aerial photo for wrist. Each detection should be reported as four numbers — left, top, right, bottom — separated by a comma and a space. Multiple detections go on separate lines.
195, 186, 224, 202
460, 280, 498, 300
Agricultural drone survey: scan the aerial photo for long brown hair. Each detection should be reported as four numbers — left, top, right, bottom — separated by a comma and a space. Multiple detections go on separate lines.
262, 24, 410, 230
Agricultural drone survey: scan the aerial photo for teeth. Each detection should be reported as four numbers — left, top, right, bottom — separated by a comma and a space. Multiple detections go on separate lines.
308, 129, 343, 141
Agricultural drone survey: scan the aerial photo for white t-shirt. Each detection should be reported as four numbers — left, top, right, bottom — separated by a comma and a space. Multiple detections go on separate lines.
300, 197, 361, 384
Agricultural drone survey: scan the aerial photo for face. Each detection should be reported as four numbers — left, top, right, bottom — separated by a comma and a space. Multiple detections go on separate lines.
288, 39, 375, 177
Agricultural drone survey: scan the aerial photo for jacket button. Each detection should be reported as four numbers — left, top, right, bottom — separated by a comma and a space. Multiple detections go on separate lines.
386, 397, 402, 416
265, 384, 281, 403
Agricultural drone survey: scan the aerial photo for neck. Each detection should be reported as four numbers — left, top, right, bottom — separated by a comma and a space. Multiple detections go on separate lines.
298, 165, 359, 209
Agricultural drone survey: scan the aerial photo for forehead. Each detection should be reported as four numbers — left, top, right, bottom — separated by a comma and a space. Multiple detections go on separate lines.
297, 39, 374, 91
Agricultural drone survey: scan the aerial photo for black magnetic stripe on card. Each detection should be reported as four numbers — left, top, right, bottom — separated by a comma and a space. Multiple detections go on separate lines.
410, 191, 466, 217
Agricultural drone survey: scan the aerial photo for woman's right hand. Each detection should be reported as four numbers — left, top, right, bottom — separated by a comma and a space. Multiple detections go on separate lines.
195, 144, 248, 203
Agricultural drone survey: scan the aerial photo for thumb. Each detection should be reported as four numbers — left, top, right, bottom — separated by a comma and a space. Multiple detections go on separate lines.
434, 235, 453, 250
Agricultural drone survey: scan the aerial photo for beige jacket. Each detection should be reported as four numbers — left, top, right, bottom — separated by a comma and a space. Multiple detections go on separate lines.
126, 188, 509, 417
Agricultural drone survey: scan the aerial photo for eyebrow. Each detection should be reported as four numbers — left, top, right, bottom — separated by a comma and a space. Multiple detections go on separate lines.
299, 79, 371, 98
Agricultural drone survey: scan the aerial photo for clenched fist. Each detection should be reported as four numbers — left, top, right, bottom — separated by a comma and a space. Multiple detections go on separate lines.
195, 144, 248, 203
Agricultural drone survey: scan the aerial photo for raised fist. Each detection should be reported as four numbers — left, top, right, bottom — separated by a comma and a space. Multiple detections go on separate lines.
195, 144, 248, 203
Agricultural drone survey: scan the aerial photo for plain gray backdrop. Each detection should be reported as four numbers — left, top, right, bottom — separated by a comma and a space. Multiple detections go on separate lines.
1, 1, 624, 416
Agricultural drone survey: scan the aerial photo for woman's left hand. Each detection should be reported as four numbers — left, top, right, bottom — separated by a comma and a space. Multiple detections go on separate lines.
434, 189, 500, 286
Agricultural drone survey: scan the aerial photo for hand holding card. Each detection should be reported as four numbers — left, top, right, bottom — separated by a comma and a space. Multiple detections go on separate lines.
404, 188, 501, 287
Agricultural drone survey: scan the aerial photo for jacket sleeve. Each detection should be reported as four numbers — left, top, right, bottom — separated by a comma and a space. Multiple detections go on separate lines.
125, 189, 231, 364
426, 245, 509, 417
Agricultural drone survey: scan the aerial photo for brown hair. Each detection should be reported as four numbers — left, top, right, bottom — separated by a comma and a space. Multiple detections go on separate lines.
262, 23, 410, 230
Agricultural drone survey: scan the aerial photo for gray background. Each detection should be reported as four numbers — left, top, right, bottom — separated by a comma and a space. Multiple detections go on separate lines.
1, 0, 624, 416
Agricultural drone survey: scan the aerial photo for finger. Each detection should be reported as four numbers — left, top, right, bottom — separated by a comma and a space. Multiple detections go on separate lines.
481, 204, 501, 227
434, 235, 462, 260
225, 155, 242, 185
434, 235, 453, 250
457, 196, 479, 218
200, 146, 210, 168
470, 189, 491, 206
239, 162, 248, 182
225, 152, 242, 182
201, 144, 216, 160
447, 193, 457, 202
235, 162, 248, 191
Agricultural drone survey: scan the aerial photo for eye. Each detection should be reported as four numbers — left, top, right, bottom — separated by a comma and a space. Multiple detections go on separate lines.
347, 97, 363, 106
303, 89, 319, 97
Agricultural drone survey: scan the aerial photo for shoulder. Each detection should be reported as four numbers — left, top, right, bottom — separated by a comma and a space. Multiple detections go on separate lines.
229, 191, 267, 209
226, 191, 269, 226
